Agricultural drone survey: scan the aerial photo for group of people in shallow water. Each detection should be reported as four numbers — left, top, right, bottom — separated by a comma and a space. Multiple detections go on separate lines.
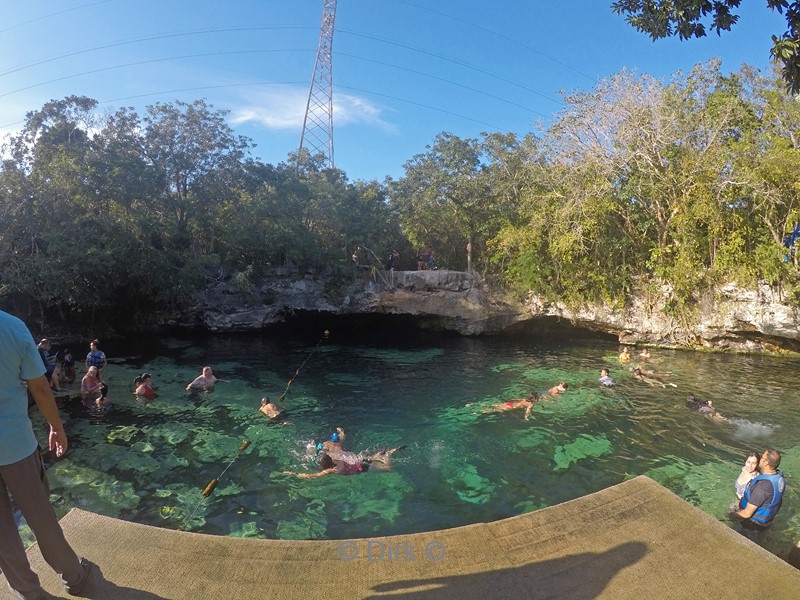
57, 340, 790, 534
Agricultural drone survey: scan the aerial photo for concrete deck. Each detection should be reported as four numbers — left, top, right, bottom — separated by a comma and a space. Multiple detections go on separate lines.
4, 476, 800, 599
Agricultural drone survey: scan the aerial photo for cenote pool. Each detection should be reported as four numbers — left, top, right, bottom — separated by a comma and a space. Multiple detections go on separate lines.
33, 320, 800, 559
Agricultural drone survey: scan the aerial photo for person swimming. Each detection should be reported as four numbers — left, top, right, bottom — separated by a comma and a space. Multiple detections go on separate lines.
632, 367, 674, 388
546, 381, 568, 396
474, 392, 539, 421
686, 393, 727, 421
285, 445, 405, 479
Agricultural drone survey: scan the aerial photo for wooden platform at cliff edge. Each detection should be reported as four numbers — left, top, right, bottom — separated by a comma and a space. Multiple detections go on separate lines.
3, 476, 799, 600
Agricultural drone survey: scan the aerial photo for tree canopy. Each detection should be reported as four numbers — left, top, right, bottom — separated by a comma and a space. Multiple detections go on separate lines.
2, 60, 799, 335
611, 1, 800, 94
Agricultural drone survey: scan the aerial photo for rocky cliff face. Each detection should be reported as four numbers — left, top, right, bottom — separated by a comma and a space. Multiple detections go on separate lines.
170, 269, 800, 353
525, 282, 800, 353
172, 269, 525, 335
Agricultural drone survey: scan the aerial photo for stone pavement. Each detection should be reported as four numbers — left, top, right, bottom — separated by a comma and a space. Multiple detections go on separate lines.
3, 476, 799, 599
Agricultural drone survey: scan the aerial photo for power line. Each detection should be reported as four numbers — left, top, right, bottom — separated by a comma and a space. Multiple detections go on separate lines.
391, 0, 597, 84
339, 29, 563, 106
0, 50, 312, 100
0, 0, 117, 35
338, 52, 552, 119
0, 26, 314, 78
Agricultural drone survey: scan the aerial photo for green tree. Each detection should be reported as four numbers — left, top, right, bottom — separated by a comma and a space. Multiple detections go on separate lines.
612, 1, 800, 94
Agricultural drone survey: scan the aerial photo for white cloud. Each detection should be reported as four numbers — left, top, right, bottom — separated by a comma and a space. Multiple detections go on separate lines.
230, 85, 396, 133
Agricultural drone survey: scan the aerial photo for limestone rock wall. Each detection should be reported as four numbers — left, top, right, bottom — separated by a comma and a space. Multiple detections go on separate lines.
169, 268, 800, 352
524, 282, 800, 353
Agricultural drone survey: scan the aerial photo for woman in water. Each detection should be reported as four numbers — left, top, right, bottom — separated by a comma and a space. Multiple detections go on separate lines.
618, 346, 631, 363
186, 366, 218, 391
285, 446, 404, 479
734, 452, 760, 500
134, 373, 157, 400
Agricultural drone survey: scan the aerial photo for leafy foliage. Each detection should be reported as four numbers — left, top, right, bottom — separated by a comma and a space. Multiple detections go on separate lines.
611, 1, 800, 94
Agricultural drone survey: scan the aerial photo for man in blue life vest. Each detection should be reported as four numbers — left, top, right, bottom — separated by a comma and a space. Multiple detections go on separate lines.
735, 448, 785, 542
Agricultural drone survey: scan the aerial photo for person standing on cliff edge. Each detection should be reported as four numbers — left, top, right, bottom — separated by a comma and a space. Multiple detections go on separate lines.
0, 310, 95, 599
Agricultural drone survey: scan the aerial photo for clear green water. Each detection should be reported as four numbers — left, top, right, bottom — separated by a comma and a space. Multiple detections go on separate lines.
35, 329, 800, 559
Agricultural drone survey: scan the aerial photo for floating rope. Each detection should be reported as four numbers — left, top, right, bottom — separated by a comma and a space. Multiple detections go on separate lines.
277, 329, 330, 402
183, 439, 251, 530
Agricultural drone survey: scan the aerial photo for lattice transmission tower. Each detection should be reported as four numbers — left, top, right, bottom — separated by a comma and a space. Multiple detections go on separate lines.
299, 0, 337, 169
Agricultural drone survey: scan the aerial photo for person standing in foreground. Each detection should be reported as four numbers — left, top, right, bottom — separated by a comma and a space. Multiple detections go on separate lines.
734, 448, 785, 542
0, 310, 93, 600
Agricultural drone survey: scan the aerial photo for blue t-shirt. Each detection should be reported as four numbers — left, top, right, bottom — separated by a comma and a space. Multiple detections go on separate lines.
0, 310, 45, 465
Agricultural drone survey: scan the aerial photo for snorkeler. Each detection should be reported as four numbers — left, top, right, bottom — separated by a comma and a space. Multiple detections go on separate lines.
284, 446, 405, 479
474, 392, 539, 421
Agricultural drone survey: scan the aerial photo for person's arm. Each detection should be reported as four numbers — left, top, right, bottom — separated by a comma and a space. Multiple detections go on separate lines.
736, 502, 758, 519
85, 354, 91, 370
101, 353, 107, 369
283, 468, 336, 479
524, 405, 533, 421
27, 375, 68, 457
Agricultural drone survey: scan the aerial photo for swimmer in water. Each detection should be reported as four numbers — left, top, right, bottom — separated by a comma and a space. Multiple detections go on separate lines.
639, 348, 651, 360
259, 396, 288, 423
546, 381, 568, 397
186, 366, 218, 391
284, 446, 405, 478
686, 393, 727, 422
599, 368, 615, 386
632, 367, 674, 388
619, 346, 631, 363
473, 392, 539, 421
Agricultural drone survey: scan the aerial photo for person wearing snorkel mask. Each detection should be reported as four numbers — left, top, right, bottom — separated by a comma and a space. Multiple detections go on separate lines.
321, 427, 346, 459
285, 445, 405, 479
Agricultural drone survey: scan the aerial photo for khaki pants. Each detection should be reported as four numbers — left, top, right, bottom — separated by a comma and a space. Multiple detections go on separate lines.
0, 449, 82, 598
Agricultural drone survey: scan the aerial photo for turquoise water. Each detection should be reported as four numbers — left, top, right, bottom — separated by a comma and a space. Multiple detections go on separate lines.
35, 327, 800, 559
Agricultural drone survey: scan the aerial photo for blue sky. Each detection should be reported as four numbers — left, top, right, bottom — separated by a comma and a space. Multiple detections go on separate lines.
0, 1, 787, 182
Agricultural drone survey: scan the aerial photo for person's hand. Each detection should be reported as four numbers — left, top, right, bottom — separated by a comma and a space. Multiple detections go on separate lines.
49, 426, 68, 457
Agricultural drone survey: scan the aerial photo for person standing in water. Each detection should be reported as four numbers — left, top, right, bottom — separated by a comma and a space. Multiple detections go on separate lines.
734, 449, 785, 541
598, 369, 615, 386
186, 366, 218, 391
